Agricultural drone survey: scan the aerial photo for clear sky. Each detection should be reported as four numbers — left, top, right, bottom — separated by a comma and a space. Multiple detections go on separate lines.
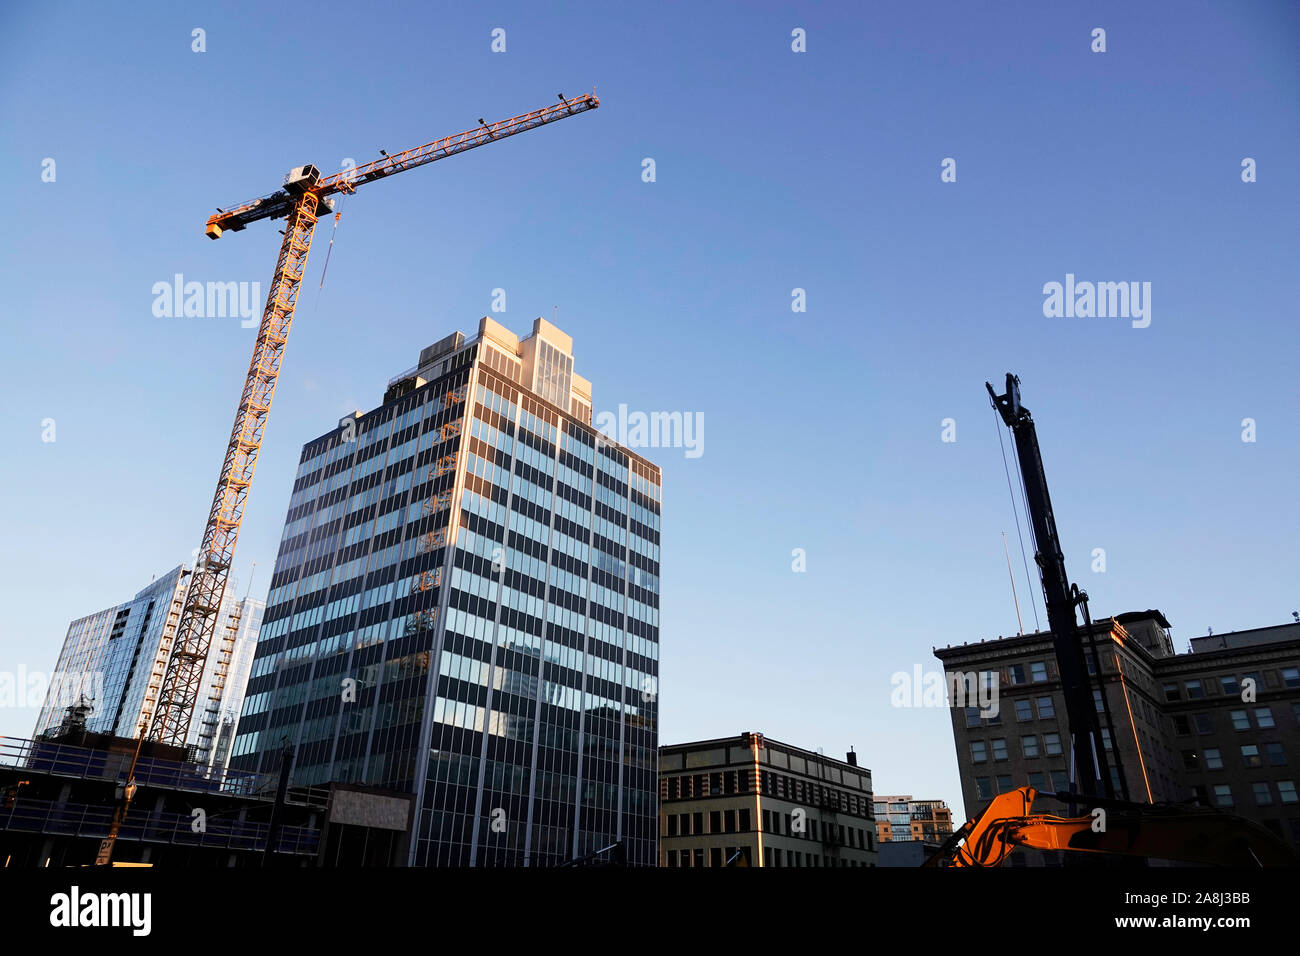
2, 1, 1296, 820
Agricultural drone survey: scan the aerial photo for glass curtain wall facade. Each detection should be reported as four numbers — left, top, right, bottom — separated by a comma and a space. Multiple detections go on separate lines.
230, 324, 661, 867
34, 567, 258, 772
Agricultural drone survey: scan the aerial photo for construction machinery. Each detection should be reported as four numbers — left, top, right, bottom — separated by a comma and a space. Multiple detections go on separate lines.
928, 374, 1299, 867
92, 93, 599, 865
926, 785, 1300, 867
986, 373, 1116, 803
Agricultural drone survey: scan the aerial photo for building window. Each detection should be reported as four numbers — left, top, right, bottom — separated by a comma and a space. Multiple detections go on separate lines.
1010, 664, 1026, 685
1265, 742, 1286, 767
1220, 675, 1239, 697
1163, 683, 1180, 702
1181, 750, 1199, 771
971, 741, 988, 763
1205, 748, 1223, 770
1253, 782, 1273, 806
1022, 735, 1040, 758
976, 777, 993, 799
1194, 713, 1215, 734
996, 774, 1013, 794
1100, 727, 1112, 752
1184, 680, 1204, 700
1036, 697, 1055, 720
666, 815, 678, 836
1173, 715, 1191, 735
992, 738, 1008, 760
738, 808, 750, 832
709, 847, 723, 868
1030, 661, 1048, 682
964, 706, 981, 728
1015, 699, 1033, 721
1242, 745, 1262, 769
1044, 733, 1062, 756
708, 811, 721, 834
1190, 785, 1208, 806
1230, 709, 1250, 731
1255, 707, 1276, 729
1028, 772, 1046, 790
1214, 785, 1233, 808
1050, 770, 1069, 793
667, 849, 678, 867
1278, 781, 1297, 804
1093, 688, 1105, 713
1282, 667, 1300, 689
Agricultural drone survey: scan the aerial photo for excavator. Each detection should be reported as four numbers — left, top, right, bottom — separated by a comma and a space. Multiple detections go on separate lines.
926, 375, 1300, 868
925, 785, 1300, 867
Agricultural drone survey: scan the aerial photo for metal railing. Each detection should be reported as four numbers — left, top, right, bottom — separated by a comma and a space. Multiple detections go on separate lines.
1, 735, 272, 797
0, 797, 318, 855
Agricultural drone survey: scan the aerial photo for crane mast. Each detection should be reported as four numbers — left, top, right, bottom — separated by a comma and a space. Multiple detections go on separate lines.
147, 94, 599, 747
986, 373, 1113, 801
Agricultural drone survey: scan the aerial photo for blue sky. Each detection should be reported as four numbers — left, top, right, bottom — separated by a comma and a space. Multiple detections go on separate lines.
1, 1, 1296, 819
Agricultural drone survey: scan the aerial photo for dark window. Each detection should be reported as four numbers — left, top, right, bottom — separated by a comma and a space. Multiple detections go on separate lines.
738, 808, 751, 832
709, 810, 721, 834
1194, 713, 1215, 734
692, 812, 703, 835
666, 815, 678, 836
1181, 750, 1199, 771
709, 847, 722, 868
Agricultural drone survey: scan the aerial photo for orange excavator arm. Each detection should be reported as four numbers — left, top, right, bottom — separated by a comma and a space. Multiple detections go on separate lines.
926, 786, 1300, 867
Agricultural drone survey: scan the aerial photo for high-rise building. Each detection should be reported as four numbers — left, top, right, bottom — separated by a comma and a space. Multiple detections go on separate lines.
659, 732, 878, 867
872, 794, 953, 844
229, 317, 662, 867
33, 566, 260, 774
935, 612, 1300, 864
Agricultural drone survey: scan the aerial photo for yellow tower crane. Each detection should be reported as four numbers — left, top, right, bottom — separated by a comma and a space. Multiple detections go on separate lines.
149, 93, 599, 748
96, 93, 598, 866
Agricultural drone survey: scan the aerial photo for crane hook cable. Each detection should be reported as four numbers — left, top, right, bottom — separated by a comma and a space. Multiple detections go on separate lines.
991, 403, 1042, 631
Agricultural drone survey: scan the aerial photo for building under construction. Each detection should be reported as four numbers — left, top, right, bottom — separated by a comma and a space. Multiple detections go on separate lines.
33, 565, 263, 776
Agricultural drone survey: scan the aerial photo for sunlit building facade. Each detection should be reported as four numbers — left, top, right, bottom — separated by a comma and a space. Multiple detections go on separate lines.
230, 318, 662, 867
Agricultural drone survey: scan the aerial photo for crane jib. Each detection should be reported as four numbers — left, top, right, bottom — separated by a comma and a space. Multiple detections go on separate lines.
205, 93, 598, 239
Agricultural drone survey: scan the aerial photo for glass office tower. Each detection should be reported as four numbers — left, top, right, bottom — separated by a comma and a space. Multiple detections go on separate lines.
34, 567, 261, 774
230, 318, 661, 867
